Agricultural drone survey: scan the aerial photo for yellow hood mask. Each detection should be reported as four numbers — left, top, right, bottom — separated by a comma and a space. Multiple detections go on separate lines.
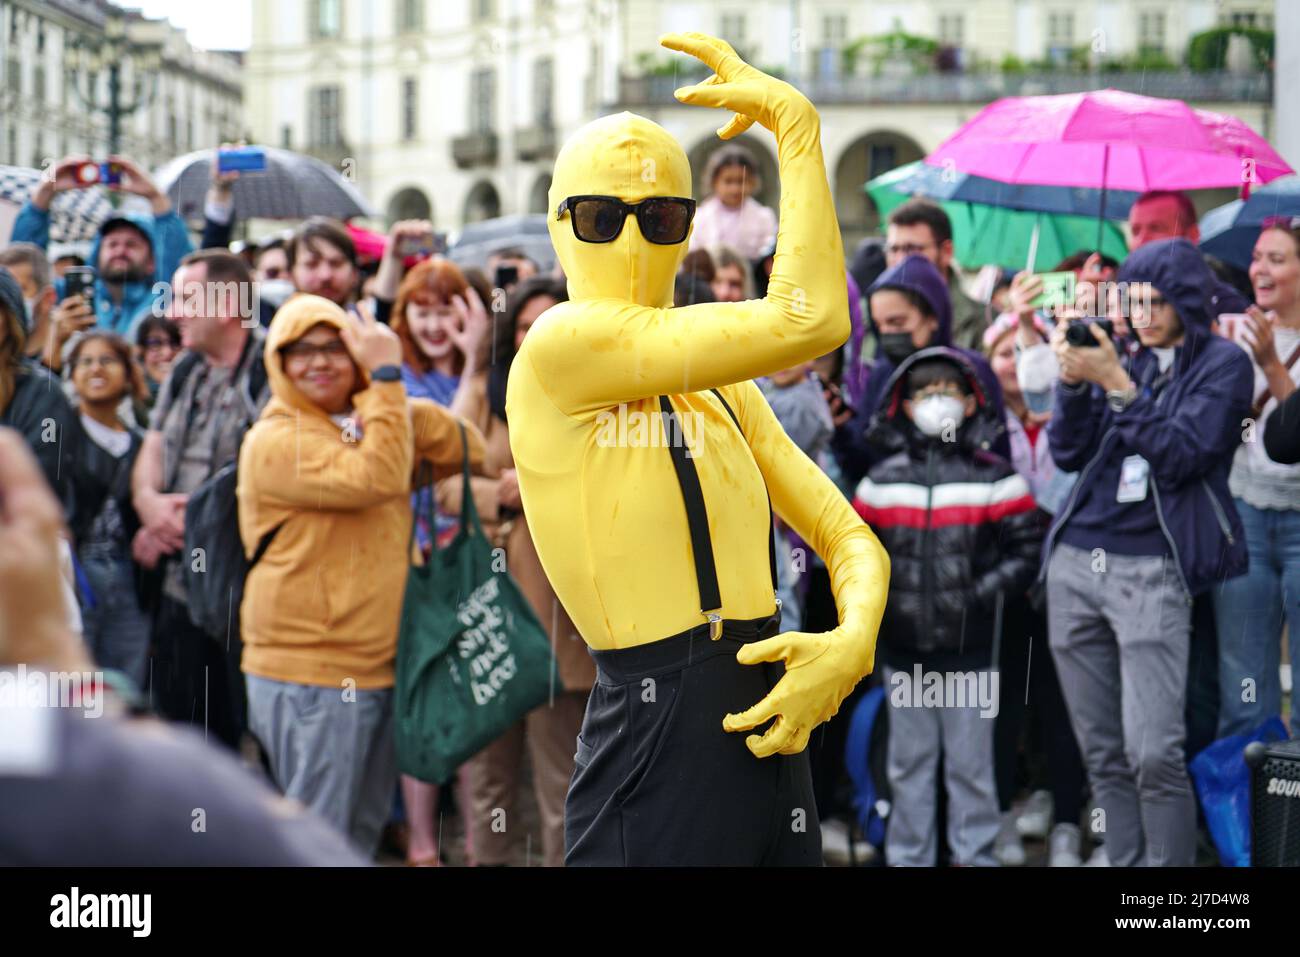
262, 293, 369, 420
548, 112, 693, 309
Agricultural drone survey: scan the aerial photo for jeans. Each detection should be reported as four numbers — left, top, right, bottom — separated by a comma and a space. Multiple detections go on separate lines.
1212, 498, 1300, 737
78, 551, 150, 690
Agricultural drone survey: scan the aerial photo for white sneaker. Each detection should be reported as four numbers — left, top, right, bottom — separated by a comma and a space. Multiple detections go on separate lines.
994, 811, 1026, 866
1082, 844, 1110, 867
1015, 789, 1053, 839
821, 818, 877, 866
1048, 823, 1082, 867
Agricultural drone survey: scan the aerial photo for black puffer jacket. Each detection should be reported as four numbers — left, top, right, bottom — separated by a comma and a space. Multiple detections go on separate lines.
852, 347, 1043, 667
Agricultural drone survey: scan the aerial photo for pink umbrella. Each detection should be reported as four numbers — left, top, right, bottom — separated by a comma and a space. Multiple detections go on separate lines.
927, 89, 1292, 194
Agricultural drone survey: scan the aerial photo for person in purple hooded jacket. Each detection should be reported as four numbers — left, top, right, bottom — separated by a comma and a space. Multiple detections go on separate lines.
830, 255, 1007, 489
1041, 238, 1253, 868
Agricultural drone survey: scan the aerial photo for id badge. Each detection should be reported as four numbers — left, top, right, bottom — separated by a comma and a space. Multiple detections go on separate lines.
1116, 454, 1150, 503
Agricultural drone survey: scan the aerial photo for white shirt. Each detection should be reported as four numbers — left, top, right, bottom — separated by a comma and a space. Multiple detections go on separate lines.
1229, 325, 1300, 511
79, 413, 131, 458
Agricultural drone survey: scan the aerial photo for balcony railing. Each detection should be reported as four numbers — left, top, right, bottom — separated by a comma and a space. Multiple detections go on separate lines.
614, 69, 1272, 107
452, 131, 498, 168
514, 125, 556, 161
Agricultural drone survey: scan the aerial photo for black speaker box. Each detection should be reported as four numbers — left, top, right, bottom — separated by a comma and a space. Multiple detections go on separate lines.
1245, 738, 1300, 867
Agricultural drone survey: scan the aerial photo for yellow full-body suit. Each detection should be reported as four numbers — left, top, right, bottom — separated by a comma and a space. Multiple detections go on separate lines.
506, 34, 889, 759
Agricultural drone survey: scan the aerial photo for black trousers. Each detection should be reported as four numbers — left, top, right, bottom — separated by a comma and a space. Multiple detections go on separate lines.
148, 594, 247, 750
565, 612, 821, 866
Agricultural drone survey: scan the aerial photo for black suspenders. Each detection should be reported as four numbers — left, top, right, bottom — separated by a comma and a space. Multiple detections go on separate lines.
658, 389, 780, 639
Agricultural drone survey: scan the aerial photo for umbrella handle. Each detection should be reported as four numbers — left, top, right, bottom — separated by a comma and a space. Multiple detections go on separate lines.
1026, 220, 1040, 274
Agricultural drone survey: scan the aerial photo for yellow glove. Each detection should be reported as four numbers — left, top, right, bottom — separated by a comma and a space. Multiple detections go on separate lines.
661, 32, 814, 142
723, 627, 875, 758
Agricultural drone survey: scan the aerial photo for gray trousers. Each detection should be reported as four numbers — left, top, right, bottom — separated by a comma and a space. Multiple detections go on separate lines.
1046, 542, 1196, 867
883, 664, 1001, 866
246, 674, 397, 859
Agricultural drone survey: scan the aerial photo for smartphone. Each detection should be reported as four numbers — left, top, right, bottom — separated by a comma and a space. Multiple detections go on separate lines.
494, 264, 519, 290
398, 235, 435, 258
73, 161, 101, 186
1029, 271, 1076, 310
62, 266, 96, 304
216, 145, 267, 174
816, 373, 856, 419
99, 161, 124, 186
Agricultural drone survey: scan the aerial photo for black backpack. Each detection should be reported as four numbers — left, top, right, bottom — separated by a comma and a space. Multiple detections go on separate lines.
183, 461, 280, 641
175, 341, 277, 641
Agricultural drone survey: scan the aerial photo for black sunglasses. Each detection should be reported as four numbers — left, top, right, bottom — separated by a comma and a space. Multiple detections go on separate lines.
556, 195, 696, 245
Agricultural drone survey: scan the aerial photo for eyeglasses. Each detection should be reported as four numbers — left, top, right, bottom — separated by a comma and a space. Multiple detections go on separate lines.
912, 384, 966, 401
886, 242, 936, 258
142, 338, 177, 352
555, 195, 696, 245
73, 355, 124, 371
281, 340, 351, 363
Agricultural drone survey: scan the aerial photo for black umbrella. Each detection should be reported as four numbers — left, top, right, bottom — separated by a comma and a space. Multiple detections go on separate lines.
154, 147, 376, 222
446, 214, 555, 272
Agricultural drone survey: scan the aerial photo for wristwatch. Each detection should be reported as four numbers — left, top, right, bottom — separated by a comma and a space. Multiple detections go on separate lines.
1106, 385, 1138, 412
371, 364, 401, 382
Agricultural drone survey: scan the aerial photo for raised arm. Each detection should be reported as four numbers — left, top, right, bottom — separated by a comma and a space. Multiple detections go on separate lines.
522, 35, 847, 417
242, 382, 415, 511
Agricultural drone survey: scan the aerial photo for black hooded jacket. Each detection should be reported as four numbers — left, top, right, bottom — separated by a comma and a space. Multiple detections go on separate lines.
0, 360, 79, 512
852, 348, 1043, 667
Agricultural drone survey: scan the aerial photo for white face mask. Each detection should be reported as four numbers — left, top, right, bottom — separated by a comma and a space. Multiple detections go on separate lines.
256, 279, 295, 310
911, 394, 966, 438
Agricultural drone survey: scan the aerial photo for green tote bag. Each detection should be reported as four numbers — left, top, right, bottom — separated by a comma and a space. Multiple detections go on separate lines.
395, 424, 560, 784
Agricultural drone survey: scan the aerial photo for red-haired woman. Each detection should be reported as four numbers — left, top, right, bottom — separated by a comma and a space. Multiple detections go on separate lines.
390, 258, 491, 865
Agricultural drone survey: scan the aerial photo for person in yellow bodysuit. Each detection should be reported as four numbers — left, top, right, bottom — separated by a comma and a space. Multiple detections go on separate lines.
506, 33, 890, 865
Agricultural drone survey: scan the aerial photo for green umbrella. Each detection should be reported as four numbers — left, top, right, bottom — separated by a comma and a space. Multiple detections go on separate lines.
866, 162, 1129, 271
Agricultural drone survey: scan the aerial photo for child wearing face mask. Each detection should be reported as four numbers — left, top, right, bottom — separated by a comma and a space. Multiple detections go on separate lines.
852, 348, 1043, 866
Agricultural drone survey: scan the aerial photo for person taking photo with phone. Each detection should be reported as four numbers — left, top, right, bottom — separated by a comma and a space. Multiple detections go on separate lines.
12, 155, 195, 338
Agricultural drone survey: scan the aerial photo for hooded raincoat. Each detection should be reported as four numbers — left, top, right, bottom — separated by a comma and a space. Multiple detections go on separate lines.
1043, 238, 1255, 597
13, 205, 193, 338
236, 295, 485, 689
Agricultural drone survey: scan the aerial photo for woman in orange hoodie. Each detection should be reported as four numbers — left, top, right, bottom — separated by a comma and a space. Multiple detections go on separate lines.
237, 294, 485, 858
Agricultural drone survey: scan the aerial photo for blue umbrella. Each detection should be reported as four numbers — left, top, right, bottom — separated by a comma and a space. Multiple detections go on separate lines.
1199, 176, 1300, 271
884, 160, 1141, 219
